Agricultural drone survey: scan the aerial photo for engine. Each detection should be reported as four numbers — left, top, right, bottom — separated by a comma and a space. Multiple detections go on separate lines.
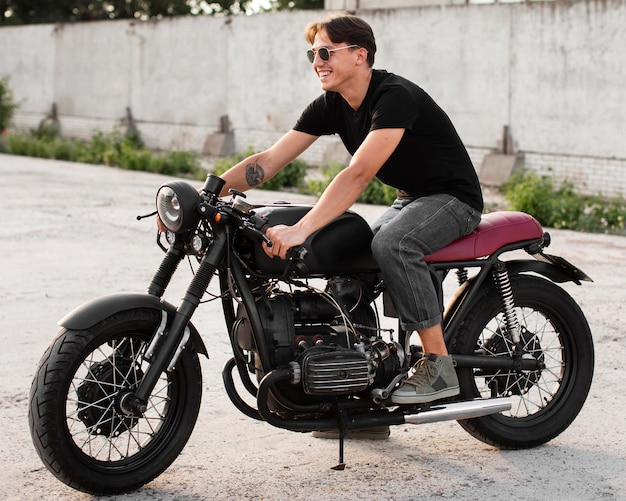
234, 277, 403, 399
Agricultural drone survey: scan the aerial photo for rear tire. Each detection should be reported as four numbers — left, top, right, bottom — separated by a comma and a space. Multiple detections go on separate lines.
28, 308, 203, 494
452, 275, 594, 449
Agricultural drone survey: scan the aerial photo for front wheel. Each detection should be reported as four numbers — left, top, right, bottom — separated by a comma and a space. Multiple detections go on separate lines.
452, 275, 594, 449
28, 308, 203, 495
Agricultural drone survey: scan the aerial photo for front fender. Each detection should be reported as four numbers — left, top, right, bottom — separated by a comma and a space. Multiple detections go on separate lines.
59, 292, 208, 358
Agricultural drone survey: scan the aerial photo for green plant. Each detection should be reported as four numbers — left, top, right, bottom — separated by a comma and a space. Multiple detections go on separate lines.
502, 169, 626, 234
211, 147, 308, 191
211, 146, 257, 176
358, 177, 397, 206
0, 75, 19, 133
6, 128, 204, 180
264, 157, 307, 191
307, 163, 342, 197
307, 161, 397, 205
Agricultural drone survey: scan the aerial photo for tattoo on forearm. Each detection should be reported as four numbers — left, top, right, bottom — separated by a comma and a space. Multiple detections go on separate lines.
245, 161, 265, 187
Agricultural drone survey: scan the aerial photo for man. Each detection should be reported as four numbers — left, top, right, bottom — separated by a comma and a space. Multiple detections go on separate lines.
217, 13, 483, 407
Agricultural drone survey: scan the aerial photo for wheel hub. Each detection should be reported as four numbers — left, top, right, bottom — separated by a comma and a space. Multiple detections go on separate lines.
483, 327, 544, 395
76, 357, 144, 437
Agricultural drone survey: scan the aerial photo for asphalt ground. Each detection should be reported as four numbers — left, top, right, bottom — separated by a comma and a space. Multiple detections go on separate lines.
1, 153, 625, 500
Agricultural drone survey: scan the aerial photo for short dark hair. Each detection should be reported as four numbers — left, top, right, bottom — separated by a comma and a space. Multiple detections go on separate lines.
305, 13, 376, 67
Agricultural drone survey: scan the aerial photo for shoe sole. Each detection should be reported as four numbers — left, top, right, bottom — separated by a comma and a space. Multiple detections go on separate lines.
391, 386, 460, 405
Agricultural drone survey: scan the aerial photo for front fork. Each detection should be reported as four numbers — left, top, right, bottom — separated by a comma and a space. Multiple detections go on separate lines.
120, 231, 227, 415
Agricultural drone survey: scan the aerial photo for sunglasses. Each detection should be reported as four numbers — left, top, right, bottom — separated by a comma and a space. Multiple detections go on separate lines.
306, 44, 359, 64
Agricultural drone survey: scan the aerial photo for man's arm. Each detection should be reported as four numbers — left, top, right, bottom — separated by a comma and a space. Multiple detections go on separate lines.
264, 128, 405, 259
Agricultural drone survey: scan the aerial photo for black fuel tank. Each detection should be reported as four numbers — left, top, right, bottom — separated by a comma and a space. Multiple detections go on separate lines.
250, 204, 379, 276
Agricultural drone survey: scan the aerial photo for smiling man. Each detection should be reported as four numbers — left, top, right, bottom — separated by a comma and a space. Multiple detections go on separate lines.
217, 13, 483, 417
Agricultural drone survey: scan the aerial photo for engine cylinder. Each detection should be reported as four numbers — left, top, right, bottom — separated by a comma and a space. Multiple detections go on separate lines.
300, 346, 372, 396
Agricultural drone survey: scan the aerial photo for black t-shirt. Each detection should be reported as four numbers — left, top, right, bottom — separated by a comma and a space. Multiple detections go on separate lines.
293, 69, 483, 212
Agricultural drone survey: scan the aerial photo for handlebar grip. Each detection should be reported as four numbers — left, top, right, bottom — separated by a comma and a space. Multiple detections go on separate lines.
243, 221, 272, 247
246, 214, 272, 247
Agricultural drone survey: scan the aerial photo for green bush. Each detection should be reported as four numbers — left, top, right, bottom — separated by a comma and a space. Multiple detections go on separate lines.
358, 176, 397, 206
6, 128, 204, 179
211, 146, 257, 176
307, 162, 396, 206
502, 169, 625, 234
211, 147, 308, 191
0, 75, 18, 133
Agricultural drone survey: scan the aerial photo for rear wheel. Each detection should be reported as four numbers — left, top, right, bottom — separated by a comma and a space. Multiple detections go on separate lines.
29, 308, 203, 494
452, 275, 594, 449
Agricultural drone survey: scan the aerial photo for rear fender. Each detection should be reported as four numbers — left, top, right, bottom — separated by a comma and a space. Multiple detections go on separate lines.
443, 258, 591, 338
58, 292, 208, 358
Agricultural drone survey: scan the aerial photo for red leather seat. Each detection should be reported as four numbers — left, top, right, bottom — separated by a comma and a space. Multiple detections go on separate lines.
424, 211, 544, 263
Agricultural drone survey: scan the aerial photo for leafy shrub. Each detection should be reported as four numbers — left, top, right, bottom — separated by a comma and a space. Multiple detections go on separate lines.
306, 163, 342, 197
211, 147, 308, 191
307, 162, 396, 205
6, 128, 204, 179
358, 177, 397, 206
211, 146, 257, 176
502, 169, 625, 234
0, 75, 18, 133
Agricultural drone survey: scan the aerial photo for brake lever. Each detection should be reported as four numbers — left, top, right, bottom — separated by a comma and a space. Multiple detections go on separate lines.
245, 213, 272, 247
156, 231, 168, 253
242, 218, 272, 247
250, 224, 273, 247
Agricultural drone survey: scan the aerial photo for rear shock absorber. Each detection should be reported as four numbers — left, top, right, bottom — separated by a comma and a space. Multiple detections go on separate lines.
493, 261, 521, 344
455, 268, 469, 285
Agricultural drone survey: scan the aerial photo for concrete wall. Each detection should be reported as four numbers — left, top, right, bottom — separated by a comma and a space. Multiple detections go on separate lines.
1, 2, 625, 197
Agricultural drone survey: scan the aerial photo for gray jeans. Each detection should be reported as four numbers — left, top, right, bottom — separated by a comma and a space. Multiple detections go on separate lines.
371, 194, 481, 331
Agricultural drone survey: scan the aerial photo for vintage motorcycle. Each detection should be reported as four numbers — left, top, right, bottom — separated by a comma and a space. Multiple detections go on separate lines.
29, 174, 594, 494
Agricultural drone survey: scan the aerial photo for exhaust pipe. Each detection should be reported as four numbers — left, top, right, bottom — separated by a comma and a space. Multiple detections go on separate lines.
257, 369, 512, 432
404, 397, 512, 425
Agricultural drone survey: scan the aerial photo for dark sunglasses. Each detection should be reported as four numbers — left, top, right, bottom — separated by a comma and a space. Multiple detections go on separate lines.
306, 44, 359, 64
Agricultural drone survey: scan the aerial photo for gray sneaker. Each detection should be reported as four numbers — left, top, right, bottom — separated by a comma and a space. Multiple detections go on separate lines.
391, 354, 460, 404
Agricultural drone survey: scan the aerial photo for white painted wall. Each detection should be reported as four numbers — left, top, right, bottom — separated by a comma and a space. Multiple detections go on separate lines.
1, 3, 625, 196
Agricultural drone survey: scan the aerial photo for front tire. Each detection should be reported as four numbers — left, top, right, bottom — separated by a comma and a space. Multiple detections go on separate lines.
28, 308, 203, 494
452, 275, 594, 449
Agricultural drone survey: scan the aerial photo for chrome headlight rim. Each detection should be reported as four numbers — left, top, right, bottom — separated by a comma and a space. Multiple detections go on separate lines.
156, 181, 202, 233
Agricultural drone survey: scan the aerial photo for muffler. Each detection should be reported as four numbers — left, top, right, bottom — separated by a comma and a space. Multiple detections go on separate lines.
403, 397, 512, 425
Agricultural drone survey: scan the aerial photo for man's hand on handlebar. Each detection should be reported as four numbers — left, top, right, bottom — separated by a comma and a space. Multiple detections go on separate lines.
262, 224, 307, 260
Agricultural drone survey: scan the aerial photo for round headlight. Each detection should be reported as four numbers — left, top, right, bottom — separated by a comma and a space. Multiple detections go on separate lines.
156, 181, 202, 233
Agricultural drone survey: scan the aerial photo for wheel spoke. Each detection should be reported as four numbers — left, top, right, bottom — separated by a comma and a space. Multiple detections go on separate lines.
65, 334, 174, 462
473, 305, 568, 419
453, 275, 593, 448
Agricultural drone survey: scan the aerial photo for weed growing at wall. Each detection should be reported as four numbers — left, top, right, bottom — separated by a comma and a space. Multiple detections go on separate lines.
0, 76, 19, 151
306, 162, 397, 206
503, 170, 625, 234
7, 129, 204, 179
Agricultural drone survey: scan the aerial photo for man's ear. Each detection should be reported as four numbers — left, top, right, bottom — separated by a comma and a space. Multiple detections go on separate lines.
356, 47, 368, 65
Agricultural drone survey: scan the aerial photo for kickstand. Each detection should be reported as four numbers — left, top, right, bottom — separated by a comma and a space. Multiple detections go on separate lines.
331, 410, 347, 471
331, 430, 346, 471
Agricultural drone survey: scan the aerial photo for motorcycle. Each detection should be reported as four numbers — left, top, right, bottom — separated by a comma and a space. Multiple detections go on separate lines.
29, 174, 594, 494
